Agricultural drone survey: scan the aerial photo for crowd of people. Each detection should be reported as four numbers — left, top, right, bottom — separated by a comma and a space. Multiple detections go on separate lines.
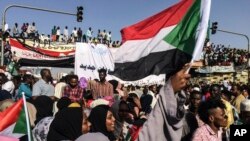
3, 22, 249, 60
1, 22, 250, 141
3, 22, 249, 67
0, 63, 250, 141
201, 43, 248, 67
1, 22, 122, 48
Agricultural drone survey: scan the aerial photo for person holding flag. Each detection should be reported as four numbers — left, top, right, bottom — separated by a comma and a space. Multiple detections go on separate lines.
108, 0, 212, 140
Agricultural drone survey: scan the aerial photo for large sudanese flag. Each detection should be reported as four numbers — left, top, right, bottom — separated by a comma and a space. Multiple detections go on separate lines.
110, 0, 211, 81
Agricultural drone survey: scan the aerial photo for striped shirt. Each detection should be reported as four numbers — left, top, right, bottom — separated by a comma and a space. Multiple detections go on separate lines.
90, 81, 113, 99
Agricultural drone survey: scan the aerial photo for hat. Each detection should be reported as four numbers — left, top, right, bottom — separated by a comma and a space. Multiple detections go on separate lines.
240, 99, 250, 112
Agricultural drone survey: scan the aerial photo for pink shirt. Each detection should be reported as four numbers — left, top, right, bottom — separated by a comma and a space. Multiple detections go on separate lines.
192, 124, 222, 141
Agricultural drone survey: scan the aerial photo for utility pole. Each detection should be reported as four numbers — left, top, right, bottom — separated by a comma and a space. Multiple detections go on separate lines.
1, 4, 80, 66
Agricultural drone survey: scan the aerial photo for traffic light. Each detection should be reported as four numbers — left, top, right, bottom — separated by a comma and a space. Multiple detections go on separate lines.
77, 6, 83, 22
211, 22, 218, 34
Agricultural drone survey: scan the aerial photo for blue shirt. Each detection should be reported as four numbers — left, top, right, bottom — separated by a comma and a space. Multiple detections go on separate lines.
18, 83, 32, 99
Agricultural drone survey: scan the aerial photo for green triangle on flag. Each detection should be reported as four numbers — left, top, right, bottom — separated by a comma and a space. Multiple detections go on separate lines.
164, 0, 201, 55
13, 108, 27, 134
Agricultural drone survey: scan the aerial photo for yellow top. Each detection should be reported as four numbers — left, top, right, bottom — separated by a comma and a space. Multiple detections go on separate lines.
221, 98, 234, 129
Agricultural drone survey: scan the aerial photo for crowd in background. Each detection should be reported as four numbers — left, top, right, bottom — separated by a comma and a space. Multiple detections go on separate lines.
1, 22, 122, 48
2, 22, 250, 68
0, 64, 250, 141
201, 43, 248, 67
1, 22, 250, 141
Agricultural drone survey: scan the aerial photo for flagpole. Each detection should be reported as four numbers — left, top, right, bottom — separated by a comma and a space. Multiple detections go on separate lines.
22, 93, 32, 141
186, 0, 211, 74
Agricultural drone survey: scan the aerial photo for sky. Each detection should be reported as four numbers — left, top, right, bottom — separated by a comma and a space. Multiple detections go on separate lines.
1, 0, 250, 50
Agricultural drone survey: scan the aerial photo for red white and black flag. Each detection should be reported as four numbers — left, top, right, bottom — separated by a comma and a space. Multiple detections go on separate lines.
110, 0, 211, 81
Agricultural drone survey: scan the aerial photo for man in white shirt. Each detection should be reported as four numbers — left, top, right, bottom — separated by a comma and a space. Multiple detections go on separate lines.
86, 27, 93, 43
27, 22, 36, 38
63, 26, 69, 43
72, 27, 78, 42
32, 69, 55, 100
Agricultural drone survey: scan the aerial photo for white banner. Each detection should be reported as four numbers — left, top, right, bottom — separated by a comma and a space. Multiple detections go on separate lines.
74, 43, 114, 79
196, 65, 235, 73
74, 43, 166, 85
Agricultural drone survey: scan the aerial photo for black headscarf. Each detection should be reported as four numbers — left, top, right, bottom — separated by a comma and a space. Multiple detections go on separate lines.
56, 97, 72, 111
108, 80, 119, 94
110, 100, 122, 139
47, 106, 83, 141
0, 90, 12, 101
33, 95, 54, 124
111, 100, 122, 122
110, 100, 131, 140
89, 105, 116, 141
140, 94, 153, 114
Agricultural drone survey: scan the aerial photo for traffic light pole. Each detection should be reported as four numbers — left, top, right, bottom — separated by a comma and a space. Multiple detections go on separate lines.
216, 29, 250, 84
1, 4, 77, 66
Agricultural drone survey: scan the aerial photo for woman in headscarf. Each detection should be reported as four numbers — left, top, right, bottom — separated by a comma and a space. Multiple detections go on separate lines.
140, 88, 153, 115
79, 77, 90, 108
79, 76, 88, 89
56, 96, 72, 111
32, 97, 71, 141
76, 105, 116, 141
82, 108, 91, 134
33, 95, 54, 124
126, 93, 147, 141
110, 100, 131, 140
17, 74, 33, 99
109, 80, 124, 100
47, 103, 83, 141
